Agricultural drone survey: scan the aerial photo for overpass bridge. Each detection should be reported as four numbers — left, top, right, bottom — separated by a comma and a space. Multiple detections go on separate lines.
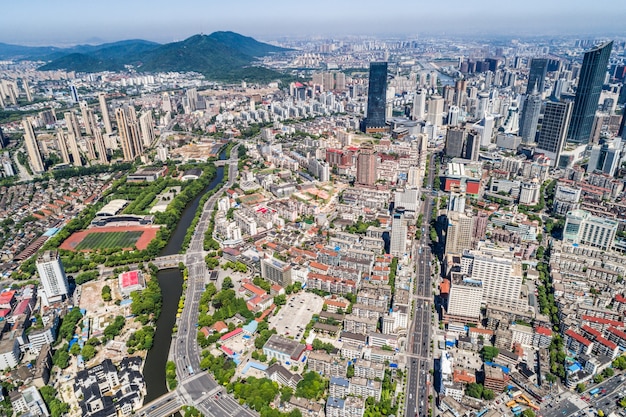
151, 254, 185, 269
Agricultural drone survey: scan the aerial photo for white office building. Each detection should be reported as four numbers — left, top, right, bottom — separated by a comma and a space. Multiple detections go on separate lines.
462, 249, 522, 310
563, 209, 618, 251
36, 251, 69, 302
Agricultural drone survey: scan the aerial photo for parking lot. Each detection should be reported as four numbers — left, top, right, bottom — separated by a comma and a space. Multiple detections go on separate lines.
268, 292, 324, 341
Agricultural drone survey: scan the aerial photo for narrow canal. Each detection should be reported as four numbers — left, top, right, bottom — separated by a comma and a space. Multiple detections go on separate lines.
143, 153, 226, 402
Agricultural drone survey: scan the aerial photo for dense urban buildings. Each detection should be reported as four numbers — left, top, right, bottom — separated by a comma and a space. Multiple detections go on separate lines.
0, 25, 625, 417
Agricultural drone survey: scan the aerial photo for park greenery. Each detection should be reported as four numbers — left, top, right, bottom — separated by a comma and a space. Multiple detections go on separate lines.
253, 276, 272, 293
52, 343, 71, 369
103, 315, 125, 340
311, 338, 336, 354
345, 216, 380, 234
56, 307, 83, 343
613, 356, 626, 370
480, 346, 499, 362
180, 406, 203, 417
74, 270, 99, 285
200, 351, 237, 385
130, 275, 162, 324
81, 344, 97, 361
389, 257, 398, 295
223, 260, 248, 273
126, 325, 155, 353
228, 376, 303, 417
364, 370, 399, 417
166, 361, 177, 390
101, 285, 112, 302
295, 371, 326, 400
465, 383, 495, 400
230, 376, 279, 411
14, 161, 221, 281
40, 386, 70, 417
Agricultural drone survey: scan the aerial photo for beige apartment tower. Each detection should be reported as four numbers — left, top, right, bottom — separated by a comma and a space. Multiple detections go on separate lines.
22, 117, 45, 174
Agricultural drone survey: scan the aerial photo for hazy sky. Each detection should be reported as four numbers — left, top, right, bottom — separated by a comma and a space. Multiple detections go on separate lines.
3, 0, 626, 45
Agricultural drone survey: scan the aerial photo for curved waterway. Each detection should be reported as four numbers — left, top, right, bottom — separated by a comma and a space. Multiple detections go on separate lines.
143, 153, 226, 402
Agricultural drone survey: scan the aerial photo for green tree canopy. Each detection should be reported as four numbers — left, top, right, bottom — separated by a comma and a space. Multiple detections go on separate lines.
295, 372, 326, 400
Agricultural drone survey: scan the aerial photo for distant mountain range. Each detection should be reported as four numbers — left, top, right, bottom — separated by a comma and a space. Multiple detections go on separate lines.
0, 32, 290, 82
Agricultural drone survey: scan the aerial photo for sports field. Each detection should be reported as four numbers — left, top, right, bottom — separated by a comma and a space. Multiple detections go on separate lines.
60, 225, 159, 252
74, 231, 143, 250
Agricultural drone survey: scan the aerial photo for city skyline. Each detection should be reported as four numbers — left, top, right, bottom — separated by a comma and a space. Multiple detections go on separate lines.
2, 0, 626, 46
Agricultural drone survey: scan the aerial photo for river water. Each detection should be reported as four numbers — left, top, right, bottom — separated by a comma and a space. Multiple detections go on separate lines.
143, 156, 226, 402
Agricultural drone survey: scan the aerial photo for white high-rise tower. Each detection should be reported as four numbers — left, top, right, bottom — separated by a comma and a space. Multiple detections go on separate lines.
36, 250, 69, 302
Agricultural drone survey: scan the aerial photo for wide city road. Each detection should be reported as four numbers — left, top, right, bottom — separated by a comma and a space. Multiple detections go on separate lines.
175, 144, 256, 417
406, 152, 435, 417
138, 144, 256, 417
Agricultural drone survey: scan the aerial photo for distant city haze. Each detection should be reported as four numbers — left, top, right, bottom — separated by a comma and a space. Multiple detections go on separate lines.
2, 0, 626, 46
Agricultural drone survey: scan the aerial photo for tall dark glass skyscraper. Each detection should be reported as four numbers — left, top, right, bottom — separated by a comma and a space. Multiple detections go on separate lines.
527, 58, 548, 94
619, 104, 626, 138
567, 41, 613, 144
519, 86, 542, 143
536, 101, 573, 164
364, 62, 388, 133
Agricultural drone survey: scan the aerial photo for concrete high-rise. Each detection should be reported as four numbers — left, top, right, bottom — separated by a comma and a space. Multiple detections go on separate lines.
527, 58, 548, 95
22, 117, 45, 174
260, 257, 292, 287
480, 114, 495, 147
519, 178, 541, 205
619, 104, 626, 138
445, 211, 473, 255
69, 84, 79, 103
80, 101, 92, 136
448, 106, 460, 127
55, 129, 71, 165
446, 274, 482, 323
22, 79, 32, 102
162, 92, 173, 113
445, 127, 465, 158
139, 112, 155, 147
412, 88, 427, 121
64, 111, 81, 138
356, 143, 377, 186
63, 112, 83, 166
519, 87, 542, 143
536, 101, 573, 165
463, 249, 523, 310
93, 128, 108, 164
36, 250, 69, 302
427, 95, 444, 129
464, 130, 481, 162
447, 193, 466, 214
390, 210, 408, 256
454, 79, 467, 107
364, 62, 388, 133
98, 93, 113, 135
476, 92, 490, 119
568, 41, 613, 144
84, 138, 97, 161
563, 209, 617, 250
587, 138, 621, 176
116, 107, 144, 162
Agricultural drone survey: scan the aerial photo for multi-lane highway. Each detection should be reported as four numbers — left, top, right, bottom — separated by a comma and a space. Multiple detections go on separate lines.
406, 153, 436, 417
175, 145, 256, 417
